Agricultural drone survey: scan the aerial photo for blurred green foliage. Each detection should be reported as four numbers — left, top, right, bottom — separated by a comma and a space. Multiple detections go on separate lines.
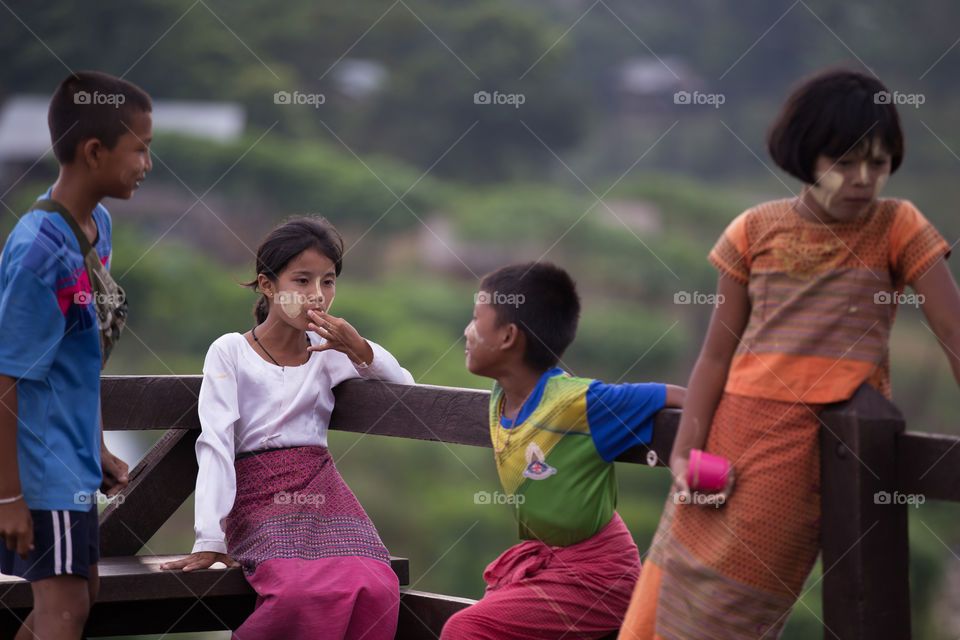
3, 1, 960, 637
148, 134, 448, 233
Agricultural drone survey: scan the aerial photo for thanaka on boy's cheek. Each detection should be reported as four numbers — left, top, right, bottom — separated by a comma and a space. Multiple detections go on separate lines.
464, 322, 482, 372
465, 322, 484, 346
464, 300, 503, 376
101, 110, 152, 200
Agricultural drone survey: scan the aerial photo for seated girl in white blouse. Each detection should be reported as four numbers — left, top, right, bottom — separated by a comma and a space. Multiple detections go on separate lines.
162, 217, 413, 640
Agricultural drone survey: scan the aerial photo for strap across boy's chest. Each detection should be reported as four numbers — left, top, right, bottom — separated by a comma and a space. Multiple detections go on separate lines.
30, 199, 127, 366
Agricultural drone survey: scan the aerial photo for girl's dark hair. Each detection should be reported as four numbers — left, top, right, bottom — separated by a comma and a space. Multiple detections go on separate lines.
244, 216, 344, 324
767, 67, 904, 184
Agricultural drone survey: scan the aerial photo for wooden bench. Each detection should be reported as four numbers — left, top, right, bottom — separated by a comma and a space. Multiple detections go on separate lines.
2, 378, 957, 638
0, 377, 676, 638
0, 555, 410, 635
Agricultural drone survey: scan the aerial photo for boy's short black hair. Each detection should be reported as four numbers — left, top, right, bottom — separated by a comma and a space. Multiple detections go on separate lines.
767, 67, 904, 184
48, 71, 152, 164
480, 262, 580, 371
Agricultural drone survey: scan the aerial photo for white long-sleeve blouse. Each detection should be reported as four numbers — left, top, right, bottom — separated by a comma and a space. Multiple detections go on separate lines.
191, 331, 414, 554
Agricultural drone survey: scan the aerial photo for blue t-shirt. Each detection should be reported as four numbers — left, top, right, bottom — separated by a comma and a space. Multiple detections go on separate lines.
0, 190, 112, 510
586, 378, 667, 462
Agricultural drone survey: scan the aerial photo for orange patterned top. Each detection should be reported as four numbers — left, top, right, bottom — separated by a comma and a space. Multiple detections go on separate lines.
709, 198, 950, 403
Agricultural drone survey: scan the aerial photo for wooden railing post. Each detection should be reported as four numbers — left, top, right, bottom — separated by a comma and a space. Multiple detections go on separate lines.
819, 383, 910, 639
99, 429, 200, 555
99, 376, 203, 555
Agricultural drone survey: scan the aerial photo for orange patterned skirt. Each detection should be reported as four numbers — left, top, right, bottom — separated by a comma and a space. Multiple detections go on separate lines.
619, 393, 824, 639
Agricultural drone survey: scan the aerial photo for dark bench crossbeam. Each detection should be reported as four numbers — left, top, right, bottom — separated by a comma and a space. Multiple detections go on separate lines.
0, 555, 410, 608
0, 555, 412, 637
97, 377, 680, 556
99, 376, 681, 455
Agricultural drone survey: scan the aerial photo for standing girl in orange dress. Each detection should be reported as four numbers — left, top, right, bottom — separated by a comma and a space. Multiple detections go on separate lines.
619, 67, 960, 639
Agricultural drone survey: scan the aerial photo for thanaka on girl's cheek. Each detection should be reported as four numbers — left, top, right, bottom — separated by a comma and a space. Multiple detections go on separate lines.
278, 292, 302, 319
873, 172, 889, 198
276, 275, 328, 319
810, 168, 843, 211
871, 145, 890, 197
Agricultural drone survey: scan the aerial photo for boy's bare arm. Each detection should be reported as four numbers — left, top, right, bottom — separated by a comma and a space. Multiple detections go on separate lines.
0, 374, 34, 558
664, 384, 686, 408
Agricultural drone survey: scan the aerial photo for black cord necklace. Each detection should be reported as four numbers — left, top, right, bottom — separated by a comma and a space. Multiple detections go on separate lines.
251, 325, 282, 366
252, 325, 309, 367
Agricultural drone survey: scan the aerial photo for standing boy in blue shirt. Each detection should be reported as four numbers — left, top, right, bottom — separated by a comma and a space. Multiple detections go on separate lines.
444, 262, 684, 639
0, 70, 152, 640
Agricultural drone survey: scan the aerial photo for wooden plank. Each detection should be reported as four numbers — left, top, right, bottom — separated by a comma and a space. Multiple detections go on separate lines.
819, 383, 910, 639
101, 375, 201, 430
1, 555, 409, 606
84, 596, 254, 635
101, 377, 494, 441
0, 556, 255, 635
1, 555, 410, 636
84, 584, 449, 637
329, 381, 490, 445
102, 376, 678, 465
396, 589, 476, 639
0, 598, 28, 640
897, 431, 960, 502
614, 409, 680, 466
99, 429, 200, 556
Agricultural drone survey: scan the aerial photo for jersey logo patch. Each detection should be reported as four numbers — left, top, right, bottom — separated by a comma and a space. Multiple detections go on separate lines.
522, 442, 557, 480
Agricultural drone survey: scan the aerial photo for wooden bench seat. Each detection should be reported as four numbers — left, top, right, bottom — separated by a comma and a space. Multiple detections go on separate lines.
0, 554, 419, 637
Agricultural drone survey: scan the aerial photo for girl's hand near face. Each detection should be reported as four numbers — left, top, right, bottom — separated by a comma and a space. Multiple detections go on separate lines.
307, 309, 375, 366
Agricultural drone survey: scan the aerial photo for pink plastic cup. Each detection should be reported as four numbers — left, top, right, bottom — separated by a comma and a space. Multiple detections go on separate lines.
687, 449, 730, 492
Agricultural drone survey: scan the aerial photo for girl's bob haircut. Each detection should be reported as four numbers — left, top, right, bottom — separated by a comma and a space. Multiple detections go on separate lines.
767, 67, 904, 185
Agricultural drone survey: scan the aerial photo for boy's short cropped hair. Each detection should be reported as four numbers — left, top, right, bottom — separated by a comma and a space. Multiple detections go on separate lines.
48, 70, 152, 164
480, 262, 580, 371
767, 67, 904, 184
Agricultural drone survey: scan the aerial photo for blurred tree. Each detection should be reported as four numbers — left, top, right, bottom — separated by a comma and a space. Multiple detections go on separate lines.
0, 0, 589, 182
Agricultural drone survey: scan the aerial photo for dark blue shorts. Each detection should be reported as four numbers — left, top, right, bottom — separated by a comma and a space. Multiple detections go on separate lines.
0, 506, 99, 581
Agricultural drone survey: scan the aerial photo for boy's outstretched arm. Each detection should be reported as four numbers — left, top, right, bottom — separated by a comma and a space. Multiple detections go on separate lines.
0, 374, 34, 559
912, 260, 960, 389
664, 385, 686, 408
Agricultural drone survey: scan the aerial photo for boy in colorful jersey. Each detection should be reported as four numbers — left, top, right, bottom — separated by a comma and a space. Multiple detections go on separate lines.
443, 261, 684, 639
